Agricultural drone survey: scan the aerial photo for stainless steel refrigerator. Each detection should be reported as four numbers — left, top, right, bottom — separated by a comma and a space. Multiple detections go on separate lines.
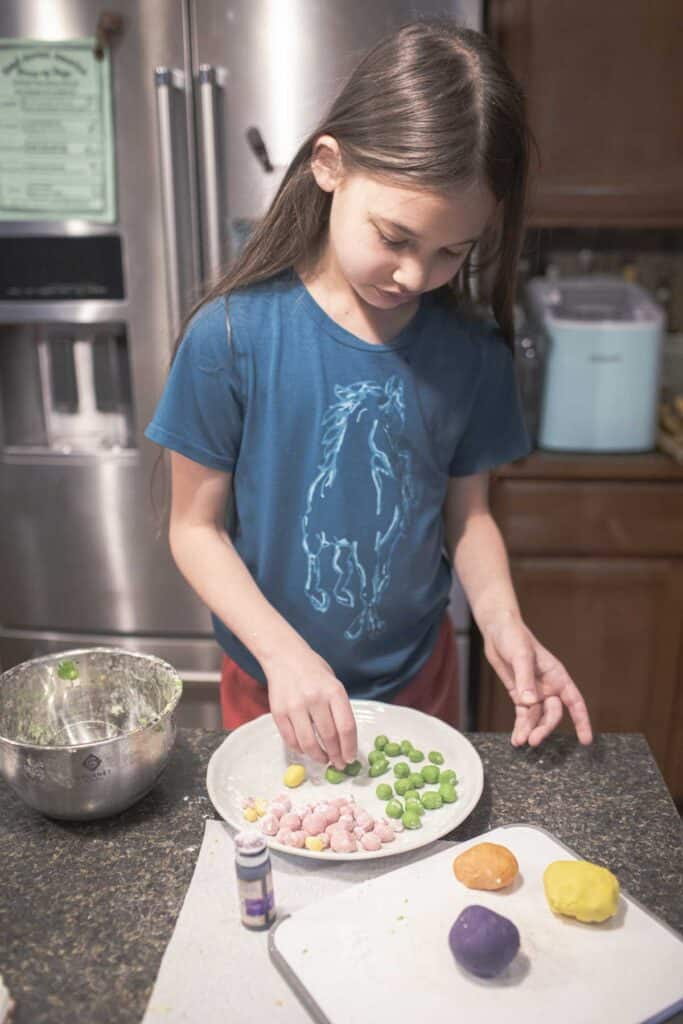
0, 0, 482, 726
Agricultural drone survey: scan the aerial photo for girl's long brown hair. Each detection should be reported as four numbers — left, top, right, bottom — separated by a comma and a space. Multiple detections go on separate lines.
177, 18, 530, 351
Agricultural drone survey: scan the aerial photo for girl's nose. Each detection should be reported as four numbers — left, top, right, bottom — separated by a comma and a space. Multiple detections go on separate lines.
393, 257, 431, 294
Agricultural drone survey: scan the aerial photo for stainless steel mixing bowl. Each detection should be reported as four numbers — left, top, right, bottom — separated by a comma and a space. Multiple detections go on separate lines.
0, 648, 183, 820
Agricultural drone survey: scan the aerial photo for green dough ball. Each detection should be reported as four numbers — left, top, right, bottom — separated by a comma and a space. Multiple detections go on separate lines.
343, 760, 362, 776
369, 760, 390, 778
386, 799, 404, 819
421, 790, 443, 810
428, 750, 445, 765
408, 748, 425, 763
375, 783, 393, 800
439, 781, 458, 803
325, 766, 345, 784
421, 765, 440, 784
408, 773, 425, 789
384, 741, 401, 757
368, 749, 386, 765
402, 809, 422, 829
394, 778, 412, 797
403, 788, 420, 802
394, 762, 411, 778
57, 659, 79, 681
400, 740, 413, 754
440, 769, 457, 785
374, 734, 389, 750
405, 798, 425, 816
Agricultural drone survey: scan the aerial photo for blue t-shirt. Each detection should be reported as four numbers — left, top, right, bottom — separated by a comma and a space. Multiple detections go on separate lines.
145, 273, 530, 700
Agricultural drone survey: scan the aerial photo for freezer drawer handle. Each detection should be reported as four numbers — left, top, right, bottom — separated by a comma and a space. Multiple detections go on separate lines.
197, 65, 224, 281
154, 67, 186, 336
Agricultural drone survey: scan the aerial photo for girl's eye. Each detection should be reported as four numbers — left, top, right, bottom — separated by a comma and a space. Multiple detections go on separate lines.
376, 229, 407, 249
443, 248, 467, 260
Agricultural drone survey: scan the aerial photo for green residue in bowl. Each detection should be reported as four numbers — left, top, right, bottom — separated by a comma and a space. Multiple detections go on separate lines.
57, 660, 79, 681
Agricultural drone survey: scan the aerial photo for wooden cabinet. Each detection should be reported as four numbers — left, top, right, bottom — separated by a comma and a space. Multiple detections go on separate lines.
477, 452, 683, 804
489, 0, 683, 226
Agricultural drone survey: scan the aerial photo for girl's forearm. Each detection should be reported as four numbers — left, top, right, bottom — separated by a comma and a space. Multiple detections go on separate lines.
169, 523, 308, 670
452, 512, 522, 635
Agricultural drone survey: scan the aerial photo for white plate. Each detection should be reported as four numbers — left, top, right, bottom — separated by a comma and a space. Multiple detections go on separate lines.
206, 699, 484, 861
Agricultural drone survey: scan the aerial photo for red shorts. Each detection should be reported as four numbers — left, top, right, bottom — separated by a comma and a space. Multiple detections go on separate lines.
219, 615, 460, 730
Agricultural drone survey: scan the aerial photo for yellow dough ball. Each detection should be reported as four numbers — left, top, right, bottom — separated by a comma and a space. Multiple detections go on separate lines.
543, 860, 619, 923
283, 763, 307, 788
453, 842, 519, 890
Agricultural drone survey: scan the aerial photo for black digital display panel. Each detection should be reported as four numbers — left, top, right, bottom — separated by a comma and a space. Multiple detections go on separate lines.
0, 235, 124, 301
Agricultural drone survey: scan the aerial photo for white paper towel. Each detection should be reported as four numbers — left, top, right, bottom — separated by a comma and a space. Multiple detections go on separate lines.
142, 820, 451, 1024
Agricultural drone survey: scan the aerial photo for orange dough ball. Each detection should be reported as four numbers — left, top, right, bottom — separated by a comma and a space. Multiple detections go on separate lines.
452, 842, 519, 891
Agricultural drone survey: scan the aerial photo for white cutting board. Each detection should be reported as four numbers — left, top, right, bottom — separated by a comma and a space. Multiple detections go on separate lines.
269, 825, 683, 1024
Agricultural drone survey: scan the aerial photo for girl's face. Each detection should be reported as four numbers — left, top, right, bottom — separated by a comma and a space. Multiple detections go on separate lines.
312, 142, 497, 312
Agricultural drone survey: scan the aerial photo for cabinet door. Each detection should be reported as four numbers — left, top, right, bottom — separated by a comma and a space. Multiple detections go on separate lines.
664, 638, 683, 808
490, 0, 683, 226
478, 557, 683, 780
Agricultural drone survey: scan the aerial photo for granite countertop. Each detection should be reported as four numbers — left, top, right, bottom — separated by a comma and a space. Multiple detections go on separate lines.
1, 729, 682, 1024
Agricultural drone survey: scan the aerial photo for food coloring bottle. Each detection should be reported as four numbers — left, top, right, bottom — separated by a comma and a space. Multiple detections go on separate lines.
234, 831, 276, 930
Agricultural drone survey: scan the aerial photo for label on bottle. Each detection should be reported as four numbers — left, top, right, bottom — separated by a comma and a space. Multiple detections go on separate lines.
239, 874, 275, 929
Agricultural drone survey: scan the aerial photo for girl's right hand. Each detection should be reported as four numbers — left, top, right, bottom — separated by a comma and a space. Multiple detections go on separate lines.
263, 647, 358, 770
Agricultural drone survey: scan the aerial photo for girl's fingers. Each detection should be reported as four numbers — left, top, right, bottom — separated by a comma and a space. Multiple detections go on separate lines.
565, 692, 593, 745
484, 645, 516, 695
487, 639, 539, 705
329, 691, 358, 766
272, 711, 303, 757
511, 701, 541, 746
556, 678, 593, 744
288, 708, 328, 764
510, 647, 540, 704
526, 694, 563, 746
310, 703, 345, 770
535, 643, 594, 745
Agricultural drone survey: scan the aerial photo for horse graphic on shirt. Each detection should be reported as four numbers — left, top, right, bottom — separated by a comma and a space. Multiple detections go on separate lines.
302, 376, 416, 640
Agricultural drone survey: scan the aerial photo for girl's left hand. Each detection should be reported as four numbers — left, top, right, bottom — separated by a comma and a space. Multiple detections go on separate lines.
482, 613, 593, 747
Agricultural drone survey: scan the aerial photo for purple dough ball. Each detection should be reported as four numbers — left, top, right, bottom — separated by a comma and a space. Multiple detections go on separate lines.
449, 904, 520, 978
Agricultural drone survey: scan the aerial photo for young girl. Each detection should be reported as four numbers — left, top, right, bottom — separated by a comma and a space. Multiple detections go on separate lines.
146, 20, 592, 770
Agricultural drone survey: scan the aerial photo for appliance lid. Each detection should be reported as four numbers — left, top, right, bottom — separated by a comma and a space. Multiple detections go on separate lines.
527, 275, 664, 328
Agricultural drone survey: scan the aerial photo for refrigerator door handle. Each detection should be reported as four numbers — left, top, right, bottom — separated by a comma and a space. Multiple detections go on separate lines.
197, 65, 224, 282
154, 67, 186, 336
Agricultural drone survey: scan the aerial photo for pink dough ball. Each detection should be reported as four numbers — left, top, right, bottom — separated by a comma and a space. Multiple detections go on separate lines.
276, 828, 293, 844
280, 812, 302, 830
287, 830, 307, 849
360, 832, 383, 852
323, 804, 340, 825
274, 794, 292, 811
330, 831, 358, 853
269, 803, 287, 820
356, 811, 374, 832
389, 819, 405, 833
302, 812, 327, 836
260, 814, 279, 836
338, 814, 355, 831
374, 822, 396, 843
329, 797, 348, 808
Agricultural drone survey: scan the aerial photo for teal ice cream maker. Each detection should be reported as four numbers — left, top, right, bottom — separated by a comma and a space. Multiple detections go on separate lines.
526, 276, 664, 453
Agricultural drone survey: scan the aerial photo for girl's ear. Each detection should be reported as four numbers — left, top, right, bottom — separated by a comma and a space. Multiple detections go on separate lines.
310, 135, 344, 192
